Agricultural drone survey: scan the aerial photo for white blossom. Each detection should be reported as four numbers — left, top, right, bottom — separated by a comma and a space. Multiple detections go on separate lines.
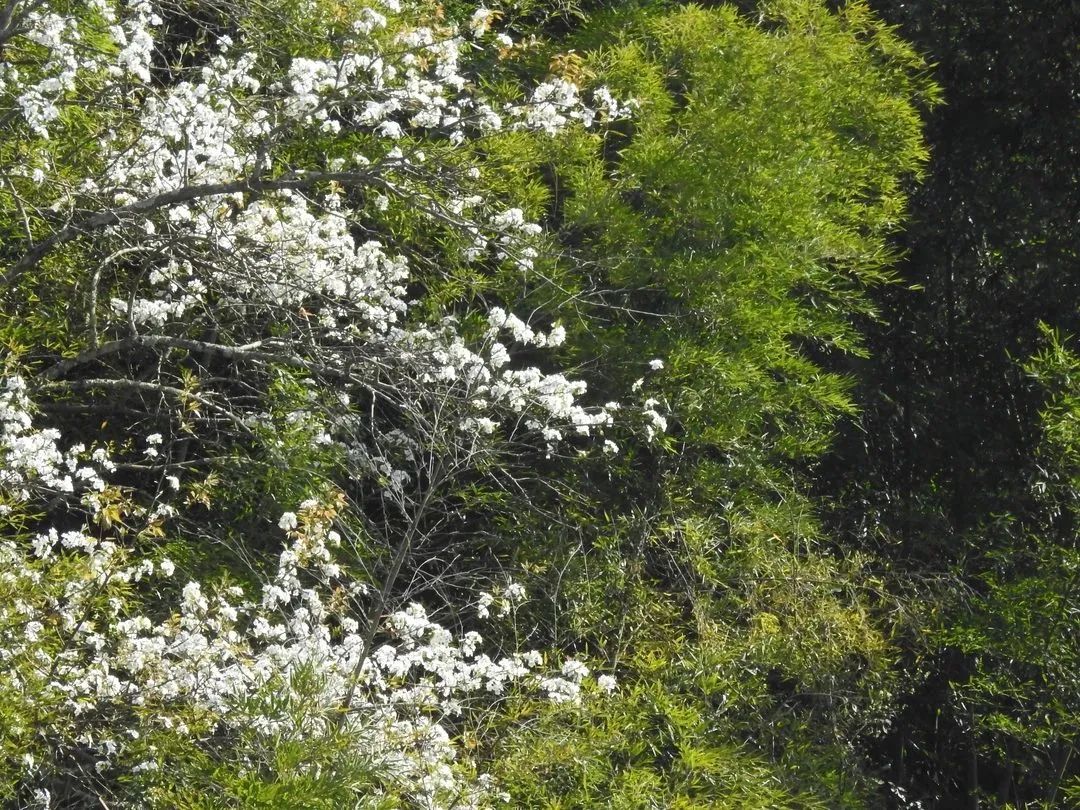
597, 674, 618, 693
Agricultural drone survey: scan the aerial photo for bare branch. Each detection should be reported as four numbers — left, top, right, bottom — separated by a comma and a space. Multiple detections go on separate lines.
40, 377, 253, 433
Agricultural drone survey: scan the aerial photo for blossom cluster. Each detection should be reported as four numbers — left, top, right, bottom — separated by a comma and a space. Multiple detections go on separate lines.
0, 392, 613, 806
1, 0, 160, 136
4, 0, 655, 455
0, 376, 109, 501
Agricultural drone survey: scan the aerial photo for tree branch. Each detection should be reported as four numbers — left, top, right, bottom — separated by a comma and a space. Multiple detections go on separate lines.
3, 170, 385, 289
40, 377, 253, 433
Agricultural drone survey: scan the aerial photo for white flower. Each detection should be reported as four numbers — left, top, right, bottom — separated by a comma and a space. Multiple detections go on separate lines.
489, 342, 510, 368
561, 658, 590, 681
181, 581, 207, 612
648, 358, 664, 371
505, 582, 527, 603
377, 120, 403, 139
278, 512, 298, 531
143, 433, 163, 457
597, 674, 618, 694
477, 591, 494, 619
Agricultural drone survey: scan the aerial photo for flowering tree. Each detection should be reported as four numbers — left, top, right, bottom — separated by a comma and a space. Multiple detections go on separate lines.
0, 0, 639, 805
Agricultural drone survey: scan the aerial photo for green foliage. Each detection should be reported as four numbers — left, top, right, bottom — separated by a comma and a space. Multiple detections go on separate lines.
927, 327, 1080, 807
134, 671, 394, 809
493, 691, 825, 808
0, 0, 950, 806
493, 2, 941, 562
470, 2, 938, 804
